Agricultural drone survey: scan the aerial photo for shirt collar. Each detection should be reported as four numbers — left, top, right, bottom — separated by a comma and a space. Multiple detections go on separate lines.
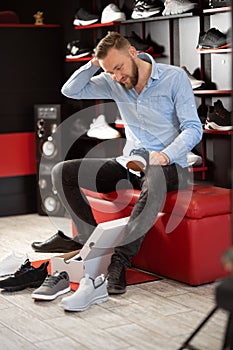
137, 52, 159, 82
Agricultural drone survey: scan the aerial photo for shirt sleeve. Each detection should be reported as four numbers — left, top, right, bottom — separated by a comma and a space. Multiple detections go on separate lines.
161, 69, 203, 164
61, 60, 113, 100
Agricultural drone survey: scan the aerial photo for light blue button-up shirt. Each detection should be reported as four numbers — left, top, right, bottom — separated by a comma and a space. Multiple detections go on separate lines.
62, 53, 203, 168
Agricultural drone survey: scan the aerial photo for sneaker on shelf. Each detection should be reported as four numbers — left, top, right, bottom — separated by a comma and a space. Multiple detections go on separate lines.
205, 100, 232, 131
187, 152, 202, 166
181, 66, 205, 89
66, 40, 93, 59
126, 31, 154, 53
32, 271, 70, 301
162, 0, 197, 16
0, 251, 28, 277
146, 33, 165, 54
197, 27, 229, 49
87, 114, 121, 139
126, 148, 149, 172
131, 0, 163, 19
101, 3, 126, 23
0, 259, 49, 292
73, 8, 99, 26
60, 273, 108, 312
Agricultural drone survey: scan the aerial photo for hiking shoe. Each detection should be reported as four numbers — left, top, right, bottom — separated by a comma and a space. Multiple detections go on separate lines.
181, 66, 205, 89
126, 148, 149, 172
31, 231, 83, 253
162, 0, 197, 16
0, 251, 28, 277
66, 40, 92, 59
107, 259, 126, 294
73, 8, 99, 26
101, 3, 126, 23
197, 27, 229, 49
32, 271, 70, 300
0, 259, 48, 292
205, 100, 232, 131
87, 114, 121, 139
131, 0, 163, 19
60, 274, 108, 311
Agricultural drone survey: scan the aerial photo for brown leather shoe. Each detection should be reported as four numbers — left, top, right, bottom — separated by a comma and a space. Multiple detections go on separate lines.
31, 231, 83, 253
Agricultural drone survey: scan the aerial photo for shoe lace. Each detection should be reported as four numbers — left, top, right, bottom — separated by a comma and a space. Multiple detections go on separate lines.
14, 259, 32, 276
108, 261, 124, 280
42, 274, 63, 287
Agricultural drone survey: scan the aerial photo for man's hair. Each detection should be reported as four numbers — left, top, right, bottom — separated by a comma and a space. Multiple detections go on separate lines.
95, 31, 131, 59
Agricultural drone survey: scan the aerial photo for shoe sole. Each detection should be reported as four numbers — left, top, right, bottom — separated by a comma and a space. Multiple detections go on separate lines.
66, 51, 92, 59
131, 9, 161, 19
61, 294, 109, 311
1, 280, 46, 292
107, 287, 126, 295
205, 121, 233, 131
73, 18, 98, 26
32, 286, 71, 300
126, 160, 145, 172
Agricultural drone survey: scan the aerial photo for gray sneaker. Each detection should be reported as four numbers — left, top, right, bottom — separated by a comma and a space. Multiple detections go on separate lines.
31, 271, 70, 300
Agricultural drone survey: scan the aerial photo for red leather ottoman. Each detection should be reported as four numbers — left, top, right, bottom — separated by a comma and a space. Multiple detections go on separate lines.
77, 184, 232, 286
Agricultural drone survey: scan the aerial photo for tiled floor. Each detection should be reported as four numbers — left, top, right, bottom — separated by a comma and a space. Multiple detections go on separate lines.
0, 213, 229, 350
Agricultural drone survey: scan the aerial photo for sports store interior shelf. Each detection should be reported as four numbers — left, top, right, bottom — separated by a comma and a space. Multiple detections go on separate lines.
65, 0, 232, 188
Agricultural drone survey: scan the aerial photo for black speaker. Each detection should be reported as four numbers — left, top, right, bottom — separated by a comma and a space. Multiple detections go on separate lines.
35, 104, 65, 217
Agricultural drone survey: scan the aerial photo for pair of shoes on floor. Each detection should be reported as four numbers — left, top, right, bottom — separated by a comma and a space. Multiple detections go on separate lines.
205, 100, 232, 131
131, 0, 164, 19
60, 258, 126, 312
32, 270, 70, 300
31, 230, 83, 253
0, 259, 49, 292
0, 251, 28, 277
87, 114, 121, 140
162, 0, 197, 16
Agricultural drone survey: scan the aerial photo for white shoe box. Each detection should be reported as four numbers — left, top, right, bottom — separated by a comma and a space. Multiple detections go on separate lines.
50, 217, 129, 283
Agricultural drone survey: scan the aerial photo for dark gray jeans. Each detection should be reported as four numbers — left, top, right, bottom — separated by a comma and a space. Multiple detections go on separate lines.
51, 158, 190, 267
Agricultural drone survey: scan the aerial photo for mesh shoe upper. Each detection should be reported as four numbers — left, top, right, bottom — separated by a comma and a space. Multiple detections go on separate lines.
73, 8, 99, 26
197, 28, 228, 49
162, 0, 197, 16
131, 0, 163, 19
32, 271, 70, 300
101, 3, 126, 23
205, 100, 232, 131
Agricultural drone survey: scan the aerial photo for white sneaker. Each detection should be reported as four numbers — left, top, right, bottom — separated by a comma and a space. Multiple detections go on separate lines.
181, 66, 205, 90
87, 114, 121, 139
101, 3, 126, 23
0, 251, 28, 277
60, 274, 109, 312
162, 0, 197, 16
187, 152, 202, 166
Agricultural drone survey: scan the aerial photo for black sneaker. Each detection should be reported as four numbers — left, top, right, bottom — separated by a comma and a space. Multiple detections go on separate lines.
107, 259, 126, 294
66, 40, 93, 59
197, 27, 229, 49
126, 31, 154, 53
73, 8, 99, 26
131, 0, 163, 19
205, 100, 232, 131
126, 148, 149, 172
0, 259, 49, 292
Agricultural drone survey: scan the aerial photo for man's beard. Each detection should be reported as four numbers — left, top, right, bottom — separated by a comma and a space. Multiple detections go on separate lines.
120, 58, 138, 90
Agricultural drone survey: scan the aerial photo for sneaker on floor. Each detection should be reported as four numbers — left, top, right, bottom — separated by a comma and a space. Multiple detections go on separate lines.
32, 271, 70, 301
101, 3, 126, 23
73, 8, 99, 26
162, 0, 197, 16
31, 230, 83, 253
66, 40, 93, 59
60, 274, 108, 311
131, 0, 163, 19
187, 152, 202, 166
0, 251, 28, 277
197, 27, 229, 49
0, 259, 48, 292
87, 114, 121, 139
126, 148, 149, 172
205, 100, 232, 131
107, 259, 126, 294
181, 66, 205, 89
